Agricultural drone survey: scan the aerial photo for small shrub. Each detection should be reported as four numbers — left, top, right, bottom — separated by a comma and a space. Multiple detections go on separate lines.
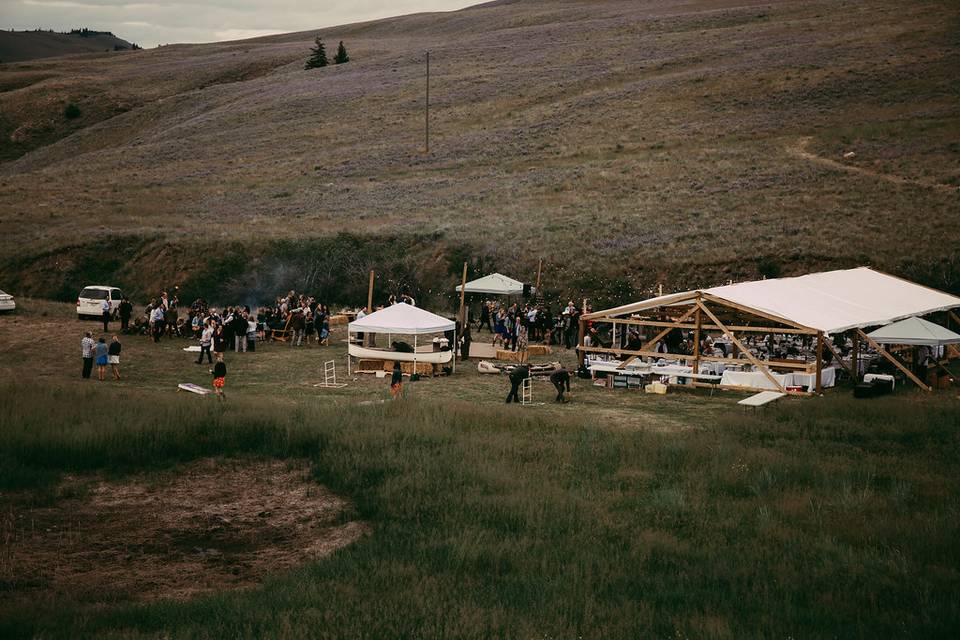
64, 103, 81, 119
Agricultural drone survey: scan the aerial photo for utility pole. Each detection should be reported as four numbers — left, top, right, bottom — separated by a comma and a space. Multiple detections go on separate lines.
425, 50, 430, 153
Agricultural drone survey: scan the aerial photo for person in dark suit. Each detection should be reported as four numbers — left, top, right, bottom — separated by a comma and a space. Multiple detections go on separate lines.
505, 365, 530, 404
550, 367, 571, 403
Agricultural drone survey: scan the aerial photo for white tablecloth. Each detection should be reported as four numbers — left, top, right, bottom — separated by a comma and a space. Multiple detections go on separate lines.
720, 367, 837, 391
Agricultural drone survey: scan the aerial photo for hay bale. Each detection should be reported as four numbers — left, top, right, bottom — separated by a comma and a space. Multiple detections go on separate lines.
496, 349, 522, 362
527, 345, 552, 356
329, 315, 349, 326
356, 359, 386, 372
401, 362, 434, 376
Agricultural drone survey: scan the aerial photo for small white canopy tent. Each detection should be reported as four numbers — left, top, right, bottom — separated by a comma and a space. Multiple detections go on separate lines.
347, 303, 456, 374
455, 273, 525, 296
866, 316, 960, 346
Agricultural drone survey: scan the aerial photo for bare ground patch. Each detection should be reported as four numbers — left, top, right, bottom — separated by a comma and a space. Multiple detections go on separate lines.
0, 458, 368, 610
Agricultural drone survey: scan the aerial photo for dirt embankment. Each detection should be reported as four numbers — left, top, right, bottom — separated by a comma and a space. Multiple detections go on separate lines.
0, 459, 369, 609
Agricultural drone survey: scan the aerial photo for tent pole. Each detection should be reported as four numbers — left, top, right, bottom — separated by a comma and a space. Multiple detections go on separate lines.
347, 331, 352, 375
815, 332, 824, 394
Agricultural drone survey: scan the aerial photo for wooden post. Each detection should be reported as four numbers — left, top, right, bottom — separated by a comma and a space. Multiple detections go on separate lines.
692, 297, 702, 374
534, 258, 543, 298
578, 317, 587, 365
457, 261, 468, 361
815, 332, 824, 394
366, 270, 375, 314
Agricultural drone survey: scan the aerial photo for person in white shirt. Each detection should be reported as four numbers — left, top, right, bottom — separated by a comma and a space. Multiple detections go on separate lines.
196, 320, 214, 364
81, 331, 96, 379
100, 298, 111, 332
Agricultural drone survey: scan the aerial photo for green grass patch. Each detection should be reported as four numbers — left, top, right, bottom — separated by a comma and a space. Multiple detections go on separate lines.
1, 384, 958, 637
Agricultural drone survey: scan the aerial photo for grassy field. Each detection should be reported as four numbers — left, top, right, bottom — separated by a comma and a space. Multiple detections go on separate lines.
1, 301, 959, 637
1, 0, 958, 305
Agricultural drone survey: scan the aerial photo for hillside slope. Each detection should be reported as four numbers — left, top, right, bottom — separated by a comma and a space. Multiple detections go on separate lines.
0, 0, 957, 306
0, 30, 135, 63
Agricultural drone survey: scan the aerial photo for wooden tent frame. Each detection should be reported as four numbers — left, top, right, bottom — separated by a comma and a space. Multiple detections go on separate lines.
580, 291, 960, 394
578, 292, 827, 396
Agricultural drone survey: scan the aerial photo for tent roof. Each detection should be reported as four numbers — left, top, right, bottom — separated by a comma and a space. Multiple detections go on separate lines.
866, 316, 960, 346
455, 273, 525, 296
584, 267, 960, 334
348, 303, 454, 335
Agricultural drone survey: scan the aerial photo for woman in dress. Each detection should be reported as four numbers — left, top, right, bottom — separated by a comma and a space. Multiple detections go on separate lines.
94, 337, 109, 381
516, 318, 529, 364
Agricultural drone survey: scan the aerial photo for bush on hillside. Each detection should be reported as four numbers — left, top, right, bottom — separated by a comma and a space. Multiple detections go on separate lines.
63, 103, 81, 119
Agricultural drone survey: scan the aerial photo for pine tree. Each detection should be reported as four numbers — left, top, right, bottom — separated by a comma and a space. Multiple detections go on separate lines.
334, 41, 349, 65
304, 37, 328, 69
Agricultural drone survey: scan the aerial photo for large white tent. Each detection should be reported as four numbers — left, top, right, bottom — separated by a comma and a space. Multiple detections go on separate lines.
585, 267, 960, 335
455, 273, 525, 296
347, 303, 456, 374
348, 302, 454, 335
866, 316, 960, 346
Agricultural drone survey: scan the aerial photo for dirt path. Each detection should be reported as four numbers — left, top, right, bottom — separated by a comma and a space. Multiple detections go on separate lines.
0, 459, 369, 609
788, 136, 956, 193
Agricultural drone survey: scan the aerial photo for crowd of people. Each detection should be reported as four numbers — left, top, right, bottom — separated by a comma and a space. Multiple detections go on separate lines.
475, 299, 588, 353
81, 286, 594, 403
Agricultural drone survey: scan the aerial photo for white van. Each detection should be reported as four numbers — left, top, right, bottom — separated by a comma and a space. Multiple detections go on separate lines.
77, 285, 125, 319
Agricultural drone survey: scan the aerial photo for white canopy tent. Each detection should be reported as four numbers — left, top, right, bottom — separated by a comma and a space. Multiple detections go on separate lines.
347, 303, 456, 374
866, 316, 960, 346
455, 273, 525, 296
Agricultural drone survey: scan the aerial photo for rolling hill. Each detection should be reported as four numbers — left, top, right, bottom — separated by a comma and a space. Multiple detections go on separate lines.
0, 0, 957, 308
0, 29, 136, 63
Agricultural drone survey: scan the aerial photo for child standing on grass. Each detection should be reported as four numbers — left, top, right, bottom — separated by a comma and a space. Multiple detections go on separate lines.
211, 353, 227, 402
390, 362, 403, 400
94, 337, 109, 382
108, 335, 122, 380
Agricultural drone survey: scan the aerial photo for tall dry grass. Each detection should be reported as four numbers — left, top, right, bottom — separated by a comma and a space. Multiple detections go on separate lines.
1, 384, 958, 637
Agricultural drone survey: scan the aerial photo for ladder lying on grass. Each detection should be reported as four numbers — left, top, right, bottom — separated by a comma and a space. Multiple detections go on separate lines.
313, 360, 348, 389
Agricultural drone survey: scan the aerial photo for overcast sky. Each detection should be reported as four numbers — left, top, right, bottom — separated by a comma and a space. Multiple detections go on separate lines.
2, 0, 478, 48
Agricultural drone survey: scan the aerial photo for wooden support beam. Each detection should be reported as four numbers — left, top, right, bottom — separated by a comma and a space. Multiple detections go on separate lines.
693, 301, 702, 375
698, 301, 787, 393
578, 317, 587, 365
598, 316, 815, 335
699, 292, 817, 333
822, 338, 852, 377
639, 305, 698, 353
857, 329, 932, 391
